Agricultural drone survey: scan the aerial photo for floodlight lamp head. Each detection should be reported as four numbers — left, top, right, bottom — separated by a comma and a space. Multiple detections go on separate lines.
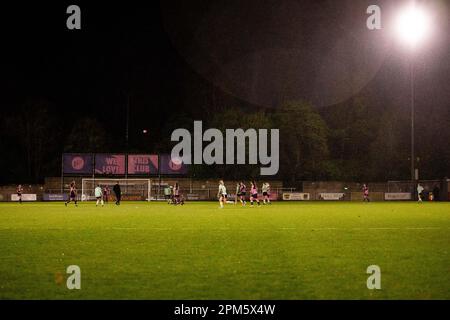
394, 4, 431, 49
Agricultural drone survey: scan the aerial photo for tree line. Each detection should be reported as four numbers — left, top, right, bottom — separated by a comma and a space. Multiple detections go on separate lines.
1, 95, 448, 185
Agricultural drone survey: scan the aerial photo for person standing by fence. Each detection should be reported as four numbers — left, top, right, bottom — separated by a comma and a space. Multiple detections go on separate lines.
16, 184, 23, 204
113, 182, 121, 205
433, 185, 440, 201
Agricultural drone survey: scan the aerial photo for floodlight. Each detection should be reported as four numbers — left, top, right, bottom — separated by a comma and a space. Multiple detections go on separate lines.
394, 4, 431, 48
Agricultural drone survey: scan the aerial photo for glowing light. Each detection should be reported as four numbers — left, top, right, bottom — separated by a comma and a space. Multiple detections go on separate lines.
394, 4, 431, 48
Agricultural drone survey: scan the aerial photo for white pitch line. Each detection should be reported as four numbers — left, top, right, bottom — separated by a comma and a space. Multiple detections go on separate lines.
0, 227, 446, 231
110, 227, 173, 231
405, 227, 441, 230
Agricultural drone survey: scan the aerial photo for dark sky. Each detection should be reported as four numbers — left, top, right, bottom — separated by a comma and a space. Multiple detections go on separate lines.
2, 1, 449, 112
161, 0, 450, 109
0, 0, 449, 182
2, 2, 174, 129
2, 1, 449, 108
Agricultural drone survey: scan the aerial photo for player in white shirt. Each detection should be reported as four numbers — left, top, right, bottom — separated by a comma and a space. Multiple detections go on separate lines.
217, 180, 227, 208
417, 184, 424, 202
262, 182, 271, 204
95, 185, 104, 207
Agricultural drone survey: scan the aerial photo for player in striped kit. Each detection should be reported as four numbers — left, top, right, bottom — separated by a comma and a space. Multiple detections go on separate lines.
238, 182, 247, 206
65, 181, 78, 207
235, 182, 240, 205
362, 184, 370, 202
250, 181, 260, 206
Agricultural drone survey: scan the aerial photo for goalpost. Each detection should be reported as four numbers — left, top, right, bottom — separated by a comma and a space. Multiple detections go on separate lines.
81, 178, 151, 202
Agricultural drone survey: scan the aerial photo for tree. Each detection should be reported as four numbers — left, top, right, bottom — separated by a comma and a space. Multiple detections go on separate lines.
274, 100, 330, 183
368, 110, 410, 181
188, 107, 275, 180
2, 100, 61, 183
321, 97, 379, 181
65, 118, 109, 152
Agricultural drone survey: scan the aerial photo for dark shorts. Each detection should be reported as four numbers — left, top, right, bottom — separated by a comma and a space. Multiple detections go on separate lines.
17, 193, 22, 197
70, 192, 76, 199
96, 196, 101, 200
240, 192, 246, 196
252, 193, 258, 199
263, 192, 269, 196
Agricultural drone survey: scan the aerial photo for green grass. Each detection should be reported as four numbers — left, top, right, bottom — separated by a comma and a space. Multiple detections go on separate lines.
0, 201, 449, 300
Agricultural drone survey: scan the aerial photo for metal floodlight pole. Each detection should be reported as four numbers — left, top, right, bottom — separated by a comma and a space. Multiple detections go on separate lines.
394, 1, 431, 199
410, 54, 416, 194
61, 154, 64, 194
126, 94, 130, 152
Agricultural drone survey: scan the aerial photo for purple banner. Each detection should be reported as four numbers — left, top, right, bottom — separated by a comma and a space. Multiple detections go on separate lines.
128, 155, 159, 175
63, 154, 93, 174
95, 154, 126, 175
160, 154, 188, 175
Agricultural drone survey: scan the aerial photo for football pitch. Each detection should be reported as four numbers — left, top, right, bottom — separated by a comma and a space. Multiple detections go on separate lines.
0, 201, 448, 300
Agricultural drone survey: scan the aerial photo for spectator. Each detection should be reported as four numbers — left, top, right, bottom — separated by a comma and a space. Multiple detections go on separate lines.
113, 182, 121, 205
433, 185, 440, 201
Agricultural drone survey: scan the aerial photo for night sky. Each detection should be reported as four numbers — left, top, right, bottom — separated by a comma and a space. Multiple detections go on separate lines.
1, 1, 449, 183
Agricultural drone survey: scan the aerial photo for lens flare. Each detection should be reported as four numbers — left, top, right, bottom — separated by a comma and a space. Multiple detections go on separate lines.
394, 4, 431, 48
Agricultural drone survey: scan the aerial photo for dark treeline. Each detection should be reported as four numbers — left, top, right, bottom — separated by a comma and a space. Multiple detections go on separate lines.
1, 83, 448, 184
